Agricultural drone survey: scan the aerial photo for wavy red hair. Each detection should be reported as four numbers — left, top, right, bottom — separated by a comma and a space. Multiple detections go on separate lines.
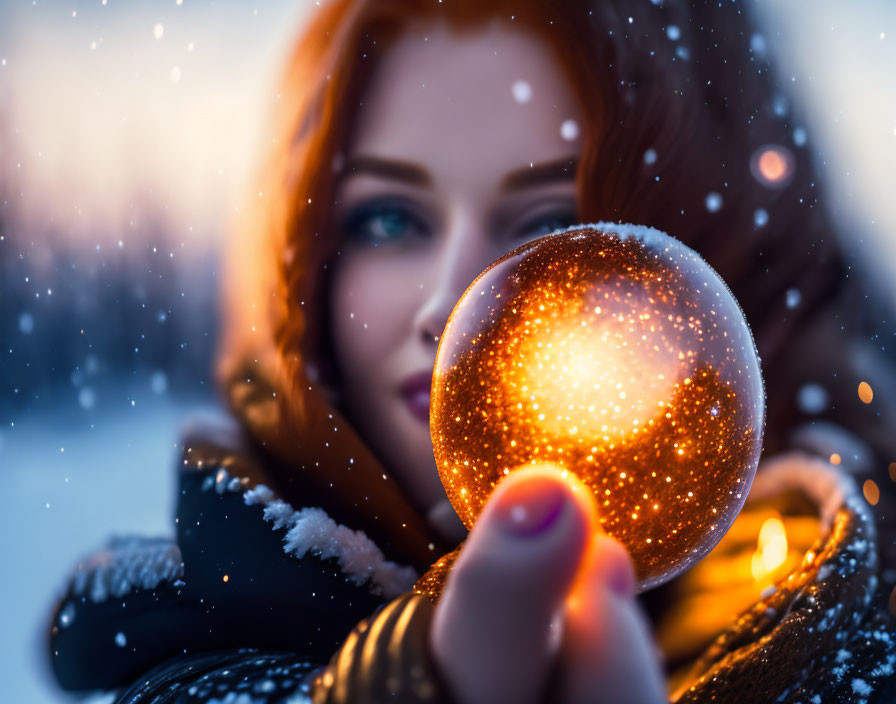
217, 0, 895, 556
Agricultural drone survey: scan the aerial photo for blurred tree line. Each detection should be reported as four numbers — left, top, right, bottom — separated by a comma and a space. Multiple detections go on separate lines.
0, 144, 220, 413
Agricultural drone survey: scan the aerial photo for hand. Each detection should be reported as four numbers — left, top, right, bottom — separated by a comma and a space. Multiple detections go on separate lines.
429, 465, 666, 704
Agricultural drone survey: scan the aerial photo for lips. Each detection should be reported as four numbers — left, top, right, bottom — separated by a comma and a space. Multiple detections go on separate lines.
398, 370, 433, 425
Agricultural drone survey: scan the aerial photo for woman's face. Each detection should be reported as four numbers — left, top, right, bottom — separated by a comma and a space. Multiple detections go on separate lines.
328, 18, 585, 541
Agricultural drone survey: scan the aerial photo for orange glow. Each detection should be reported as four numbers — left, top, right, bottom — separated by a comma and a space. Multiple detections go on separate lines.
511, 285, 686, 445
751, 517, 788, 581
222, 574, 230, 583
863, 479, 880, 506
858, 381, 874, 404
830, 453, 842, 466
758, 150, 787, 181
889, 462, 896, 482
750, 145, 795, 188
431, 225, 765, 590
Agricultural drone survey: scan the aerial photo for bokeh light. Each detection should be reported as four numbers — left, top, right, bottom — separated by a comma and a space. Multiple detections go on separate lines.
750, 144, 796, 188
858, 380, 874, 404
864, 479, 880, 506
751, 516, 788, 581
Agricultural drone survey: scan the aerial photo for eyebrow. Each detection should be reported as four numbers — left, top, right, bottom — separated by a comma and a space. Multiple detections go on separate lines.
343, 155, 432, 187
341, 155, 579, 192
500, 157, 579, 192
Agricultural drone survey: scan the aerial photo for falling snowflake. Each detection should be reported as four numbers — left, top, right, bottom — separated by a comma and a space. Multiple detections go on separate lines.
560, 119, 579, 141
511, 80, 532, 104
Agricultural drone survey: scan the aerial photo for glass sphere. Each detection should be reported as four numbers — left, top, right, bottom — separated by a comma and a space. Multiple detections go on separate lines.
430, 223, 765, 590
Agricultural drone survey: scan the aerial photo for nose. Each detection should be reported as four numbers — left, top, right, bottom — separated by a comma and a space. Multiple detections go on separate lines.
415, 293, 452, 347
412, 211, 493, 348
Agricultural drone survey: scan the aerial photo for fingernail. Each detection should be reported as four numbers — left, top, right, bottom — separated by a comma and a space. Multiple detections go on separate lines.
592, 534, 637, 598
606, 564, 635, 598
493, 477, 567, 538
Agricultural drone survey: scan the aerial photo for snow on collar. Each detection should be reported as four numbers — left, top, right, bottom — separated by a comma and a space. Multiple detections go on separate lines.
225, 470, 419, 599
70, 536, 184, 604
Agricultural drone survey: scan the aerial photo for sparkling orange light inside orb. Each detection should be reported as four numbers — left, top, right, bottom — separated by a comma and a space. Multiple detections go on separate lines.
430, 224, 765, 590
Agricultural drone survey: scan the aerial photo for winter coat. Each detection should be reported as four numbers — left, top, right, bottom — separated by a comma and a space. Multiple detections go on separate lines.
47, 380, 896, 704
47, 406, 451, 703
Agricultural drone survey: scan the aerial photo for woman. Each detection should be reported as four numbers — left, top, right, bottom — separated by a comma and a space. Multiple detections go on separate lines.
47, 1, 896, 702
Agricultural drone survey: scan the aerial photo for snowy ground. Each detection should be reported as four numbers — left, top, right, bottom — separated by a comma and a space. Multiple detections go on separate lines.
0, 382, 222, 702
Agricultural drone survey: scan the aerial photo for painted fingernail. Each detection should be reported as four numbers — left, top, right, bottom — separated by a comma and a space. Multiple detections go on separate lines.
593, 535, 637, 598
494, 478, 567, 538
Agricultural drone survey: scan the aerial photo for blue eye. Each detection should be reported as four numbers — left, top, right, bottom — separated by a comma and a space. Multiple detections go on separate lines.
518, 210, 578, 238
343, 201, 426, 245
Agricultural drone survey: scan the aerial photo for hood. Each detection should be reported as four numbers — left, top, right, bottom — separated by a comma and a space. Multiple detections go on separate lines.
211, 0, 896, 577
216, 355, 452, 574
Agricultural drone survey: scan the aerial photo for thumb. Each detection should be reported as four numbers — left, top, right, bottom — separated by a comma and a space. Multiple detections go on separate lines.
429, 465, 597, 704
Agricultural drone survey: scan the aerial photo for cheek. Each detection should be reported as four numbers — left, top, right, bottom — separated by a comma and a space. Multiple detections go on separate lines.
329, 251, 421, 387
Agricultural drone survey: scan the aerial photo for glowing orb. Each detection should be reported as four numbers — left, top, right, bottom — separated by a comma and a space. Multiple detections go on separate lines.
430, 223, 765, 590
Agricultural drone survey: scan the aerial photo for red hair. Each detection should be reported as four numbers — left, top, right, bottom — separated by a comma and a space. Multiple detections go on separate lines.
216, 0, 894, 565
